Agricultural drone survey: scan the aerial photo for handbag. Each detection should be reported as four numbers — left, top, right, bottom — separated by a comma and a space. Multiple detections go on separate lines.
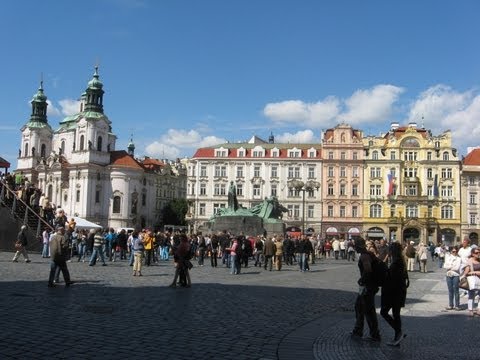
467, 275, 480, 290
459, 276, 469, 290
420, 252, 427, 261
14, 242, 23, 251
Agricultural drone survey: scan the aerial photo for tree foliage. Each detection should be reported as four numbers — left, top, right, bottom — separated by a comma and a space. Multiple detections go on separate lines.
162, 198, 188, 225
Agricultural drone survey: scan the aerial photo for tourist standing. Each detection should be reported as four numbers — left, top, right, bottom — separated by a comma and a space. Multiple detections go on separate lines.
380, 242, 409, 346
89, 229, 107, 266
263, 236, 276, 271
132, 231, 144, 276
443, 246, 462, 310
48, 226, 73, 287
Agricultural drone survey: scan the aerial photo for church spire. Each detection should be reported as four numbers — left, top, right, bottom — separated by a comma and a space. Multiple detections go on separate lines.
29, 79, 48, 124
127, 134, 135, 156
84, 65, 104, 113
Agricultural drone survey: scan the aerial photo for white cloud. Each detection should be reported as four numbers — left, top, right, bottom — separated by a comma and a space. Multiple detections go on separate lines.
46, 100, 61, 117
340, 85, 404, 124
263, 97, 340, 127
145, 129, 226, 159
274, 130, 317, 144
263, 84, 403, 128
59, 99, 81, 116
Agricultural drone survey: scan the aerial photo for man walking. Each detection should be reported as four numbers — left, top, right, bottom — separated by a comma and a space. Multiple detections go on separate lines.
263, 236, 276, 271
351, 237, 381, 342
48, 226, 73, 287
12, 225, 31, 263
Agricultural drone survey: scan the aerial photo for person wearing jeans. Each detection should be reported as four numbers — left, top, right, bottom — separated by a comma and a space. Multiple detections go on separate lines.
444, 246, 461, 310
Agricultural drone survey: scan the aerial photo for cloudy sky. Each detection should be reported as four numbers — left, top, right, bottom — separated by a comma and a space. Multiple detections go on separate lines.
1, 0, 480, 166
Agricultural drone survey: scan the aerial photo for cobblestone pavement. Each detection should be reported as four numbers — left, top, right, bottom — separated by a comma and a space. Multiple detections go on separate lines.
0, 252, 477, 359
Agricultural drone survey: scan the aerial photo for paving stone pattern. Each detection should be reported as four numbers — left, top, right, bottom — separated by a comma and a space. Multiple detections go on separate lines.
0, 252, 477, 359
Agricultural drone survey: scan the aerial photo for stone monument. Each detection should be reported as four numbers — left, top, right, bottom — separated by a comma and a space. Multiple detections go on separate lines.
209, 181, 287, 236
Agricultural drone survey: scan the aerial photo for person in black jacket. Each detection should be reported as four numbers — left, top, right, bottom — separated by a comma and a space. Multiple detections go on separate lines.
12, 225, 31, 263
380, 242, 409, 346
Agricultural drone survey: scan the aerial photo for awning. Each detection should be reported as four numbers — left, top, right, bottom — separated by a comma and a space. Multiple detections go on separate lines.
73, 217, 103, 230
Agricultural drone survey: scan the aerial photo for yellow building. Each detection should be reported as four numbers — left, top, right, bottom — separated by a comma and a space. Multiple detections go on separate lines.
363, 122, 461, 245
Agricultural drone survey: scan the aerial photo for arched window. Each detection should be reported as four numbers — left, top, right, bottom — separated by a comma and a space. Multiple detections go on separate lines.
80, 135, 85, 151
370, 204, 382, 218
97, 136, 103, 151
443, 151, 449, 161
113, 196, 121, 213
441, 205, 454, 219
41, 143, 46, 158
24, 143, 29, 157
372, 150, 379, 160
61, 140, 65, 155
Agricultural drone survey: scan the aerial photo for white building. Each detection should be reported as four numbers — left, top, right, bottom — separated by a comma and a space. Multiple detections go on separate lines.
16, 67, 186, 229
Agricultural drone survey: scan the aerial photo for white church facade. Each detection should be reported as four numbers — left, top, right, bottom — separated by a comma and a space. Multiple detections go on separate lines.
16, 67, 186, 230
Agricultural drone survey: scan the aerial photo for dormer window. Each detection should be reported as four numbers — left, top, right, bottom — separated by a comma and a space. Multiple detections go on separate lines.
237, 149, 245, 157
271, 148, 279, 157
215, 148, 228, 157
251, 146, 265, 157
288, 148, 301, 158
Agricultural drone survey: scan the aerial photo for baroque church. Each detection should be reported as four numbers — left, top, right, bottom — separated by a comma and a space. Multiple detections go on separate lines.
16, 67, 186, 229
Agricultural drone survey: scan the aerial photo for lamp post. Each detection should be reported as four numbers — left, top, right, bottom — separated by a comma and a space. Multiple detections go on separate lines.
287, 179, 320, 235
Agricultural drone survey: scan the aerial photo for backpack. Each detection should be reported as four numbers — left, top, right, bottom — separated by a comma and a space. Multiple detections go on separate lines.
371, 254, 388, 287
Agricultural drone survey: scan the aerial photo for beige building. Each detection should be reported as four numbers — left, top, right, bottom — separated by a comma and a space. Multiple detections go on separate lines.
362, 122, 461, 245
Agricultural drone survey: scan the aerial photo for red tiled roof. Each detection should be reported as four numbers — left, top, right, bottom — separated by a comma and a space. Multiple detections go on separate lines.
463, 148, 480, 165
192, 145, 322, 159
0, 156, 11, 168
109, 151, 144, 169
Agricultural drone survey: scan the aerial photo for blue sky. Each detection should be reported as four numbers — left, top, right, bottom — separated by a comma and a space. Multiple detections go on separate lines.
1, 0, 480, 167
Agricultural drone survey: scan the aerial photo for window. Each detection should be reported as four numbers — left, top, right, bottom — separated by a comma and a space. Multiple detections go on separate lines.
427, 152, 432, 160
370, 167, 381, 178
441, 168, 452, 179
236, 184, 243, 196
353, 152, 358, 160
340, 152, 346, 160
404, 168, 417, 178
252, 150, 263, 157
79, 135, 85, 151
370, 185, 382, 196
76, 190, 81, 202
470, 213, 477, 225
213, 203, 226, 214
200, 183, 207, 195
390, 151, 396, 160
271, 166, 278, 178
308, 150, 316, 158
340, 167, 346, 177
308, 205, 314, 218
289, 150, 301, 158
443, 151, 450, 161
340, 183, 346, 196
339, 206, 346, 217
24, 143, 29, 157
470, 193, 477, 205
405, 185, 417, 196
370, 204, 382, 218
328, 167, 334, 177
253, 184, 261, 197
141, 193, 146, 206
469, 177, 475, 185
237, 150, 245, 157
113, 196, 121, 213
60, 140, 65, 155
441, 205, 453, 219
95, 190, 100, 203
40, 143, 46, 158
352, 206, 358, 218
236, 166, 244, 178
287, 205, 293, 217
199, 203, 206, 216
352, 166, 359, 177
327, 205, 334, 217
271, 184, 277, 196
215, 150, 227, 157
427, 185, 433, 196
390, 205, 396, 217
406, 205, 418, 218
200, 166, 207, 177
403, 151, 418, 161
254, 166, 261, 177
288, 166, 300, 178
327, 184, 334, 195
97, 136, 103, 151
293, 205, 300, 218
441, 186, 453, 197
271, 150, 279, 157
308, 167, 315, 179
427, 205, 433, 218
352, 184, 358, 196
214, 184, 226, 195
372, 150, 379, 160
328, 151, 334, 160
427, 168, 433, 179
214, 165, 226, 177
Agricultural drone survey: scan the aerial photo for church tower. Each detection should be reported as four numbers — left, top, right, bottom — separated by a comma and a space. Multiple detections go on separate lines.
17, 81, 53, 181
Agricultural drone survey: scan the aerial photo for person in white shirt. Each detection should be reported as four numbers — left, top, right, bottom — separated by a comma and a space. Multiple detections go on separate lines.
443, 246, 462, 310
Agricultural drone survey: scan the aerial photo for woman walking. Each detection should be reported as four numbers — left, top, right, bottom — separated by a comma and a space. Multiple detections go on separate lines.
463, 247, 480, 316
443, 246, 462, 310
380, 242, 409, 346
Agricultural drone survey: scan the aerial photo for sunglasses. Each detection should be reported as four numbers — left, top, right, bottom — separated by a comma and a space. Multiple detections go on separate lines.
474, 252, 480, 255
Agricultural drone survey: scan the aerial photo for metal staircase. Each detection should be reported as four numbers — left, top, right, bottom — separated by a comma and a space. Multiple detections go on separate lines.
0, 181, 54, 241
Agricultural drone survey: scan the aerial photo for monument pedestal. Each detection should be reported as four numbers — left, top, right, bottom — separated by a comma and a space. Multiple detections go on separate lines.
211, 215, 264, 236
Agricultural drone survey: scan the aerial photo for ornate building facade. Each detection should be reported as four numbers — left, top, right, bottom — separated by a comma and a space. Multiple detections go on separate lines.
362, 122, 461, 245
16, 68, 186, 229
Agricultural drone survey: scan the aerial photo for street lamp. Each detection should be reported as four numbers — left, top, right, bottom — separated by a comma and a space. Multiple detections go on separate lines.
287, 179, 321, 235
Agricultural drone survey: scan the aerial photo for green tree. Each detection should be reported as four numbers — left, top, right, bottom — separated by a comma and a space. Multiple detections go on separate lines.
162, 198, 188, 225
